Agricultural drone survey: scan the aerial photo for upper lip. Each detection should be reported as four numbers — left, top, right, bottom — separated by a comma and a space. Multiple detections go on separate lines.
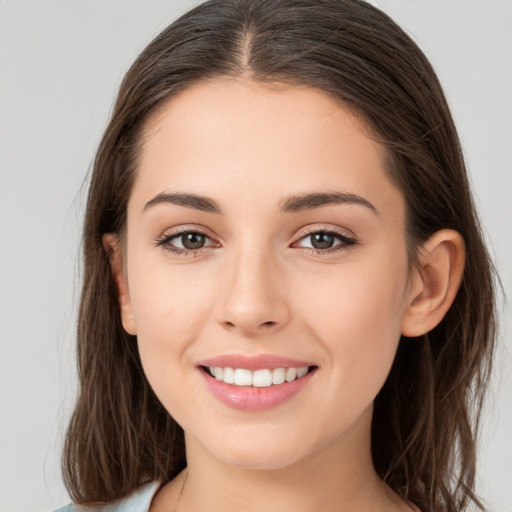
197, 354, 315, 371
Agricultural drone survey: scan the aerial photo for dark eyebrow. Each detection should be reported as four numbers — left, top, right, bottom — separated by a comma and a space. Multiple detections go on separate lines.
143, 190, 378, 216
280, 192, 379, 215
144, 192, 223, 214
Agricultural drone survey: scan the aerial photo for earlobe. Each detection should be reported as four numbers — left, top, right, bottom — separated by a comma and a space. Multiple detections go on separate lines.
102, 234, 137, 336
401, 229, 466, 337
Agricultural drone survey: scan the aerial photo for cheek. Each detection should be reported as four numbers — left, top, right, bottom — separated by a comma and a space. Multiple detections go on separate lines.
130, 255, 215, 328
126, 259, 215, 386
296, 252, 408, 387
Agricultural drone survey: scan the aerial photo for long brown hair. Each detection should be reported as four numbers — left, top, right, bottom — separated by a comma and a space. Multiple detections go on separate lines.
63, 1, 498, 510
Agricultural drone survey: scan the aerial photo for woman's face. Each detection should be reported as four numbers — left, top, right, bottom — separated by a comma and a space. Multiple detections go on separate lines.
117, 79, 414, 470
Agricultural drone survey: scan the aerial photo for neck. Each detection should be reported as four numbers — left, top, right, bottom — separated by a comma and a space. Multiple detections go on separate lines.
157, 408, 411, 512
184, 445, 384, 511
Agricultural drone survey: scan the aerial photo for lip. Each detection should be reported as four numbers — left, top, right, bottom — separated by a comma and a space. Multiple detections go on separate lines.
197, 354, 314, 371
196, 354, 317, 411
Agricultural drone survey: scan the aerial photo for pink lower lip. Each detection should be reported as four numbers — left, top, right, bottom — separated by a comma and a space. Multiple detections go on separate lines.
199, 368, 316, 411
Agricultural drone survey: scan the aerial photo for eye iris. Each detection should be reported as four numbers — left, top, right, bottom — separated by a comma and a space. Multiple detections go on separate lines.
311, 232, 335, 249
181, 232, 205, 249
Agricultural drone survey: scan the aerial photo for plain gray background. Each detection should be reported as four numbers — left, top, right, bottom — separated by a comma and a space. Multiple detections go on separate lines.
0, 1, 511, 510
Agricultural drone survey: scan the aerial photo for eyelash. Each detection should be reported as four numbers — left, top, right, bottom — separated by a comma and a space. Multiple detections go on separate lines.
155, 227, 357, 257
155, 229, 219, 258
296, 227, 357, 254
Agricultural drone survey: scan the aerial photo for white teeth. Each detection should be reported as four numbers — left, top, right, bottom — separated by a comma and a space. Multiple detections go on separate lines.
234, 368, 253, 386
272, 367, 285, 385
206, 365, 311, 387
223, 367, 235, 384
285, 367, 297, 382
297, 366, 308, 378
214, 367, 223, 381
253, 369, 273, 387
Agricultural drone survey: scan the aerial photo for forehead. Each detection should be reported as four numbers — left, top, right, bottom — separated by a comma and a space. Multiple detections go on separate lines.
143, 79, 376, 154
133, 78, 403, 222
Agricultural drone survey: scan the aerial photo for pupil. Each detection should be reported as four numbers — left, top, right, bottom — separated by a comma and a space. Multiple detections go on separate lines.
311, 232, 334, 249
182, 233, 205, 249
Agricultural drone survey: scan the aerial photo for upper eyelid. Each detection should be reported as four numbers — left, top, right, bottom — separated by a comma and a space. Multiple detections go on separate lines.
159, 225, 355, 248
297, 224, 354, 237
160, 224, 353, 238
162, 225, 218, 239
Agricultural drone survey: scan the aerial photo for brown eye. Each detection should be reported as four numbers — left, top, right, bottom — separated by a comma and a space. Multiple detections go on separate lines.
294, 229, 356, 253
310, 232, 336, 249
179, 232, 206, 250
156, 229, 217, 255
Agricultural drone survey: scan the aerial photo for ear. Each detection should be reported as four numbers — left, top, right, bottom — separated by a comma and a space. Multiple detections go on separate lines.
102, 233, 137, 336
401, 229, 465, 337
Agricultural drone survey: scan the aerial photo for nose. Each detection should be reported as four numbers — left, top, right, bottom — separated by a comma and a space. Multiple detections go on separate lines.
215, 247, 291, 336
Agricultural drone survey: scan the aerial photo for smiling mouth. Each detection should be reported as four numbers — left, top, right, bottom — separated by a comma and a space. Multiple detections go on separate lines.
201, 365, 318, 387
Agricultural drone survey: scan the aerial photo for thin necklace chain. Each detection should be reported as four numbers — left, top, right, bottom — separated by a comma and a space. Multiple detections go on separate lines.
171, 470, 188, 512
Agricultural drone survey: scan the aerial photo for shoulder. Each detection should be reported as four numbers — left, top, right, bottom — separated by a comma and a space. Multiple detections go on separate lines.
53, 481, 161, 512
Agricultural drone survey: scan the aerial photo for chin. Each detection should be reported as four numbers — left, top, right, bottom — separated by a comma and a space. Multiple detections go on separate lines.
190, 427, 312, 471
216, 446, 305, 471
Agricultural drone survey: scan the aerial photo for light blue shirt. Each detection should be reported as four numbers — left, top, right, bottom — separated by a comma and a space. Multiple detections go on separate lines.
53, 481, 161, 512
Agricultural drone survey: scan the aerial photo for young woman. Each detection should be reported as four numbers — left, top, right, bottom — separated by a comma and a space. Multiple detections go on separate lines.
57, 1, 497, 511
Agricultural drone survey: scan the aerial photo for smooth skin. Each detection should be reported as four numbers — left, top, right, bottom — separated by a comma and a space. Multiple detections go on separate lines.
105, 79, 465, 512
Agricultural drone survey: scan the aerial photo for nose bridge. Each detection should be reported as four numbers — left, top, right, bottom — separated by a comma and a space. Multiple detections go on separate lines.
216, 237, 289, 335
